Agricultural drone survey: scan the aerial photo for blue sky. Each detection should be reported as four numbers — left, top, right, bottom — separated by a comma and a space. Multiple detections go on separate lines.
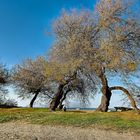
0, 0, 140, 66
0, 0, 96, 66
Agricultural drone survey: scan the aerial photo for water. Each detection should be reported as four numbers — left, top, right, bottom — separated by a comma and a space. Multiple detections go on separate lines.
67, 108, 96, 110
67, 107, 116, 111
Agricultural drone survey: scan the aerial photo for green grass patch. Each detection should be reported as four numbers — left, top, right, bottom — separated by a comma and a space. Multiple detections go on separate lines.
0, 108, 140, 133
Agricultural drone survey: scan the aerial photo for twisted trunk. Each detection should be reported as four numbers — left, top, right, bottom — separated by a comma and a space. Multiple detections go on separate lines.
110, 86, 140, 113
58, 89, 70, 110
49, 72, 77, 111
49, 83, 65, 111
96, 69, 112, 112
0, 77, 6, 84
29, 92, 39, 108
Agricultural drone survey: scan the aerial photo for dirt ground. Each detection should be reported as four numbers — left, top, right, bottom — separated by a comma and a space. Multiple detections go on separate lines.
0, 122, 139, 140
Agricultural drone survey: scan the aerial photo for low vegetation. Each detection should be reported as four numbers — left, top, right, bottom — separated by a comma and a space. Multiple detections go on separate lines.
0, 108, 140, 133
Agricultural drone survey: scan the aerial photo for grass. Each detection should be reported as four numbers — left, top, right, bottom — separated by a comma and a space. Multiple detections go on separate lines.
0, 108, 140, 133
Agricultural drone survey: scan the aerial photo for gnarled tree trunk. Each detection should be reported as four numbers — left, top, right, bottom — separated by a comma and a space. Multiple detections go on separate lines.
110, 86, 140, 113
29, 92, 39, 108
0, 77, 6, 84
49, 83, 65, 111
58, 89, 70, 110
49, 72, 77, 111
96, 69, 112, 112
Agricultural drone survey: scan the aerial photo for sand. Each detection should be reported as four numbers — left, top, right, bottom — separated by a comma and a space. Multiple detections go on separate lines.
0, 122, 139, 140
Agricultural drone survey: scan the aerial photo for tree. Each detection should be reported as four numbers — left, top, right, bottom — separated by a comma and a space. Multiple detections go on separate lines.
46, 63, 79, 111
94, 0, 140, 112
0, 64, 9, 104
48, 9, 99, 110
120, 75, 140, 108
0, 64, 8, 84
49, 0, 140, 112
12, 57, 52, 108
45, 61, 96, 111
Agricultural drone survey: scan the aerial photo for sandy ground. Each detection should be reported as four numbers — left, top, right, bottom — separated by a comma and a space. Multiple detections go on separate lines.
0, 122, 139, 140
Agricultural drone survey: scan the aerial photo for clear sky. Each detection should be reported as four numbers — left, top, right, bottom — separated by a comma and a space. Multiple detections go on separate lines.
0, 0, 96, 67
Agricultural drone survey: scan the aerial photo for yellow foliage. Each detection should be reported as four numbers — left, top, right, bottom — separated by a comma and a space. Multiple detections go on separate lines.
127, 62, 136, 71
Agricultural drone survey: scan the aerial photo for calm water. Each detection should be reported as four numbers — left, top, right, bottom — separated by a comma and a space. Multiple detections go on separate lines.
67, 108, 96, 110
67, 107, 116, 111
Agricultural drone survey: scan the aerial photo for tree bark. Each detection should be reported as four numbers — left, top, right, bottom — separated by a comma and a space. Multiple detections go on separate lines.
29, 92, 39, 108
58, 89, 70, 110
49, 72, 77, 111
49, 83, 65, 111
110, 86, 140, 113
96, 69, 112, 112
0, 77, 6, 84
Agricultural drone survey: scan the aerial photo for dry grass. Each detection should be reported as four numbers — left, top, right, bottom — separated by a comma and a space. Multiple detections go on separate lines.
0, 108, 140, 133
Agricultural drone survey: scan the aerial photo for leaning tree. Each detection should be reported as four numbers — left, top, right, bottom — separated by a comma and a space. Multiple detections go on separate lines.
0, 63, 9, 104
12, 57, 53, 108
49, 0, 140, 112
45, 61, 96, 111
48, 9, 101, 111
94, 0, 140, 112
45, 62, 79, 111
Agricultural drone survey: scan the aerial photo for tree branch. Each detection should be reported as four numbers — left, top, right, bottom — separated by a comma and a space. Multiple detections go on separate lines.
110, 86, 140, 113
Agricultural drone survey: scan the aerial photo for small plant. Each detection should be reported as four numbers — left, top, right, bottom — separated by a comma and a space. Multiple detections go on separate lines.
0, 98, 18, 108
